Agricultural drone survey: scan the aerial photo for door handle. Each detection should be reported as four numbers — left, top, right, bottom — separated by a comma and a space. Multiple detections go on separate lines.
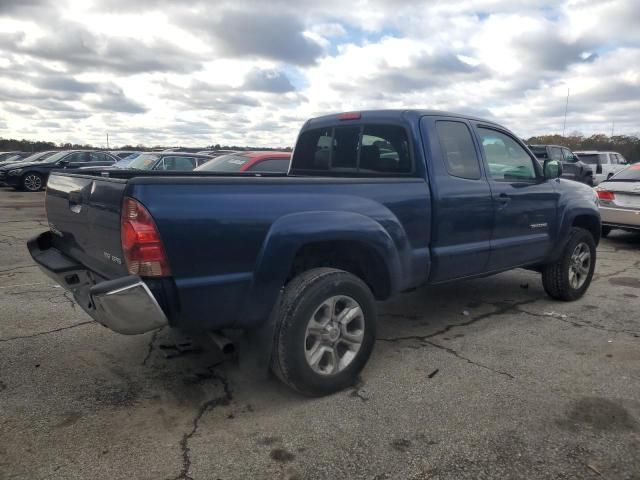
497, 193, 511, 209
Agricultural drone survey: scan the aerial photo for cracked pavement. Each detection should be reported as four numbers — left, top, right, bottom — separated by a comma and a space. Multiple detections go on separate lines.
1, 190, 639, 480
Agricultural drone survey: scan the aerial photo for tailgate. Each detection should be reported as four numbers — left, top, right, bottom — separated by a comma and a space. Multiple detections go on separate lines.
45, 172, 129, 279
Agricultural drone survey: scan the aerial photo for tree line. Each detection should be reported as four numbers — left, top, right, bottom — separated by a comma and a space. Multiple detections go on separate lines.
526, 133, 640, 163
0, 138, 292, 153
1, 133, 637, 161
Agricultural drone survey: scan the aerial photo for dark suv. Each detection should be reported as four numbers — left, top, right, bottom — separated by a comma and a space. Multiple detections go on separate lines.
529, 145, 595, 186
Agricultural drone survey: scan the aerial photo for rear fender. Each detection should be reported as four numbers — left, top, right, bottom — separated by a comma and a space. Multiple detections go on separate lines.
238, 211, 404, 328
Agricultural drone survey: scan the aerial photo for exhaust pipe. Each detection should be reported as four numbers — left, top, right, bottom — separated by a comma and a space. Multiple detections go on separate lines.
207, 331, 235, 356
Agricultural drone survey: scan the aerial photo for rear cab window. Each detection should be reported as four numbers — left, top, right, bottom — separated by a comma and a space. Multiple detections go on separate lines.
291, 124, 412, 175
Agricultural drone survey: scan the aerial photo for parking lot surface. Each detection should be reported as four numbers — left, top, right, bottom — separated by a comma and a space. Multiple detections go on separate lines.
1, 189, 639, 480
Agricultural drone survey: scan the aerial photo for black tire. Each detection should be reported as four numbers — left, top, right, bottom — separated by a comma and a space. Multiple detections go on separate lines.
601, 226, 612, 238
271, 268, 376, 396
542, 227, 596, 301
21, 172, 44, 192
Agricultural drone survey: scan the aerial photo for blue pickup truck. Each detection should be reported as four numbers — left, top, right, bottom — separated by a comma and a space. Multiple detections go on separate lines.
28, 110, 600, 396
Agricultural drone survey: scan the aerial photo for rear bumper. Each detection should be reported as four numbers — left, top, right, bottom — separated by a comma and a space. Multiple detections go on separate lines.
600, 206, 640, 229
27, 232, 168, 334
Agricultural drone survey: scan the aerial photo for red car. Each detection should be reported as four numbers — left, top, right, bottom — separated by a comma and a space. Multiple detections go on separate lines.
195, 151, 291, 173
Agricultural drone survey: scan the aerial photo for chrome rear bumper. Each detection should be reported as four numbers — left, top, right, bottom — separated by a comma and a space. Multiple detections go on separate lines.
28, 232, 168, 334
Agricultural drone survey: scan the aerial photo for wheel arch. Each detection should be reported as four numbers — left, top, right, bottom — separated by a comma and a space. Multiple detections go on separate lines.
237, 211, 405, 328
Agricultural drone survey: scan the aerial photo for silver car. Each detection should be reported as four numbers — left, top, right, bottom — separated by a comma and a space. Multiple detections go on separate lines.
596, 164, 640, 237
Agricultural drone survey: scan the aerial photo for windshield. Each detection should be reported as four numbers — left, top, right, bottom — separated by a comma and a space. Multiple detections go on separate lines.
576, 153, 604, 165
608, 164, 640, 181
127, 153, 160, 170
195, 154, 250, 172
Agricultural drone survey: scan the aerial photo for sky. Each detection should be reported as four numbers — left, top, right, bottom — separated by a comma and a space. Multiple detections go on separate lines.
0, 0, 639, 148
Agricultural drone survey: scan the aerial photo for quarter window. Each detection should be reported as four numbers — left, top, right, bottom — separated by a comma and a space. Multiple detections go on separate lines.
478, 128, 537, 181
435, 121, 481, 180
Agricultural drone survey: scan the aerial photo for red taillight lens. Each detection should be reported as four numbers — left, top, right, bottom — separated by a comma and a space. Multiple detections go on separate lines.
596, 190, 615, 201
121, 197, 171, 277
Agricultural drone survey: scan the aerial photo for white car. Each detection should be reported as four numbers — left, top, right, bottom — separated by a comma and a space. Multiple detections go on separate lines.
574, 151, 629, 185
596, 164, 640, 236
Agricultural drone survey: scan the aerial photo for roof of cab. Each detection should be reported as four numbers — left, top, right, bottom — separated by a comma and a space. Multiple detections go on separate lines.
304, 109, 504, 129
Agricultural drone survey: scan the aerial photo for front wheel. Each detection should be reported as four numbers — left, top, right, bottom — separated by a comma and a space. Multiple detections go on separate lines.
542, 227, 596, 301
271, 268, 376, 396
22, 172, 44, 192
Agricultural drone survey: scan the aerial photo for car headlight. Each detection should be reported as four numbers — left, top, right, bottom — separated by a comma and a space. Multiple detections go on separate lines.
8, 168, 23, 175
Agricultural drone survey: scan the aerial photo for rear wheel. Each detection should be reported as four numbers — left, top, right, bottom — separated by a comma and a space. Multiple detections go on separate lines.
601, 226, 612, 238
542, 227, 596, 301
271, 268, 376, 396
22, 172, 44, 192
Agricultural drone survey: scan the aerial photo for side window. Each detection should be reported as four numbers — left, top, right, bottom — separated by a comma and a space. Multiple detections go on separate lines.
360, 125, 411, 173
435, 120, 481, 180
478, 128, 537, 181
562, 149, 578, 162
89, 152, 109, 162
601, 154, 610, 164
246, 158, 290, 173
160, 156, 197, 171
549, 147, 564, 161
66, 152, 88, 162
617, 154, 628, 165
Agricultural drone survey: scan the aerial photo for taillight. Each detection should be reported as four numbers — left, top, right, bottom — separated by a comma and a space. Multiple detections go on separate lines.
338, 112, 361, 120
596, 190, 615, 201
121, 197, 171, 277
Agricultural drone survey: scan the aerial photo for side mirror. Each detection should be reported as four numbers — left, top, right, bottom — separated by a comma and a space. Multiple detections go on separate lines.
57, 159, 69, 167
544, 160, 563, 179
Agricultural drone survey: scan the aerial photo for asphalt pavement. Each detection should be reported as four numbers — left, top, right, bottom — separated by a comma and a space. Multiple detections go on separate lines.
1, 189, 639, 480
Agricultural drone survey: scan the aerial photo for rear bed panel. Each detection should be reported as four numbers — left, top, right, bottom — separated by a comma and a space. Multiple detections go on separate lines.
46, 173, 129, 280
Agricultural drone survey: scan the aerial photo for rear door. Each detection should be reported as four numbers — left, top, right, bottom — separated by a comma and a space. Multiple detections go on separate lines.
472, 125, 558, 270
46, 172, 129, 279
421, 116, 493, 281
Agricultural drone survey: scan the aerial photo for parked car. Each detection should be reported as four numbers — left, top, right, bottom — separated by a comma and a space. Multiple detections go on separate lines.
110, 150, 142, 160
574, 151, 629, 185
196, 150, 239, 157
79, 152, 212, 174
0, 150, 118, 191
0, 151, 23, 163
529, 144, 595, 185
196, 151, 291, 173
595, 164, 640, 236
29, 109, 600, 396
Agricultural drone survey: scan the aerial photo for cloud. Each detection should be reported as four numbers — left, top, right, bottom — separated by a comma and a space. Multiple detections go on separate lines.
185, 10, 323, 65
242, 68, 296, 93
1, 0, 640, 146
2, 23, 202, 75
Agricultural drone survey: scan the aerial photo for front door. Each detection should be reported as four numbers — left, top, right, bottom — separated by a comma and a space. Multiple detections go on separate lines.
472, 125, 559, 271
